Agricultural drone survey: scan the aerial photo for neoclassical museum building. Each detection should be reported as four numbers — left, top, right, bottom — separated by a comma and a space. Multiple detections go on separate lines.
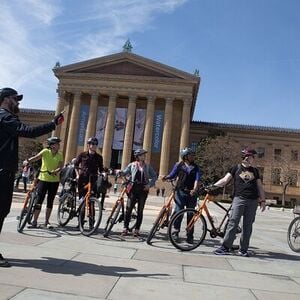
19, 49, 300, 206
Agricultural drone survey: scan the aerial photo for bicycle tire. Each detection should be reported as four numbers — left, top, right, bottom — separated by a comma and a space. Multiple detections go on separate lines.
17, 192, 35, 233
128, 204, 137, 232
78, 197, 102, 236
147, 206, 167, 245
168, 208, 207, 251
57, 192, 75, 227
287, 216, 300, 252
103, 201, 122, 237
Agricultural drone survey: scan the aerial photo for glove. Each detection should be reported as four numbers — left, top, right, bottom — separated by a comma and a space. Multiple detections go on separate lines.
53, 113, 64, 126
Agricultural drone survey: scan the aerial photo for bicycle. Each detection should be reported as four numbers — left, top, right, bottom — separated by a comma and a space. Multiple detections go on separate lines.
17, 170, 50, 233
77, 176, 102, 236
287, 205, 300, 252
146, 180, 176, 244
56, 178, 78, 227
168, 186, 240, 251
103, 179, 137, 238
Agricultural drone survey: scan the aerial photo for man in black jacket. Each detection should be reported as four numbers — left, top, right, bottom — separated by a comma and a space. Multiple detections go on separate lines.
0, 87, 64, 267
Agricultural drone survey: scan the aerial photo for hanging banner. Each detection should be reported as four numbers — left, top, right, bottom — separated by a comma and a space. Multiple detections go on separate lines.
152, 110, 164, 153
133, 109, 146, 150
77, 104, 89, 146
95, 106, 108, 148
112, 108, 127, 150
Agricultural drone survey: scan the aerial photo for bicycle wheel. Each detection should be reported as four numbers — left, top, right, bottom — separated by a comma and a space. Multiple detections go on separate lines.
17, 192, 35, 233
57, 192, 75, 227
147, 207, 167, 245
168, 208, 207, 251
78, 197, 102, 236
103, 201, 122, 237
287, 216, 300, 252
128, 204, 137, 232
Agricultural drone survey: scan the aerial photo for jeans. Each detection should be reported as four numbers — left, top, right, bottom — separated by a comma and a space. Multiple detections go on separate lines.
173, 189, 197, 235
223, 196, 258, 252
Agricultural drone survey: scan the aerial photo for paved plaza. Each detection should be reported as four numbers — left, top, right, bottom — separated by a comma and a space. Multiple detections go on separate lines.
0, 190, 299, 300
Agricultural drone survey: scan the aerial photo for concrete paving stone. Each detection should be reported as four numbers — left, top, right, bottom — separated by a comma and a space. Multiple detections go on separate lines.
292, 277, 300, 285
108, 277, 257, 300
252, 289, 300, 300
133, 248, 233, 270
10, 288, 103, 300
184, 266, 300, 294
0, 283, 24, 300
0, 261, 117, 299
70, 252, 182, 281
228, 257, 300, 277
38, 235, 137, 259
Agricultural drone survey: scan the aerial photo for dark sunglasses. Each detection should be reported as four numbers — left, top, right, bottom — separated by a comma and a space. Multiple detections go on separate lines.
89, 142, 98, 146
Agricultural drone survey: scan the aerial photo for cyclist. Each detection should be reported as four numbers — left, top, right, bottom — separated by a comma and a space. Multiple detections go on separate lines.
74, 137, 103, 201
162, 147, 202, 244
27, 137, 64, 228
213, 147, 265, 257
119, 149, 157, 237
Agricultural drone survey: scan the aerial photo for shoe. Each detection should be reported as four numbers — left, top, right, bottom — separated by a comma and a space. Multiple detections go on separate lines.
121, 229, 129, 236
186, 236, 194, 244
133, 229, 140, 237
214, 245, 231, 255
0, 254, 11, 268
27, 221, 37, 228
42, 223, 54, 230
238, 250, 250, 257
171, 230, 179, 241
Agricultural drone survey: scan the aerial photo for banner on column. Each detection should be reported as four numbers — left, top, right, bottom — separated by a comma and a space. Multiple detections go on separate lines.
151, 110, 164, 153
112, 108, 127, 150
133, 109, 146, 151
77, 104, 89, 146
95, 106, 108, 148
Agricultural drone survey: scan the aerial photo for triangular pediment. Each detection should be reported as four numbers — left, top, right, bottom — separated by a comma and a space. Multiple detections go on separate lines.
54, 52, 198, 81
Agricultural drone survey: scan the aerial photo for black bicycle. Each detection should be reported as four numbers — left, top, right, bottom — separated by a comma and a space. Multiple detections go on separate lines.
287, 205, 300, 252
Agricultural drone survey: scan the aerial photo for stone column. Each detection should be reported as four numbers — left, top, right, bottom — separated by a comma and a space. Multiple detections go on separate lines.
179, 99, 192, 157
53, 89, 65, 137
143, 96, 155, 162
102, 94, 117, 168
85, 93, 99, 143
159, 97, 174, 176
121, 95, 137, 169
64, 92, 81, 163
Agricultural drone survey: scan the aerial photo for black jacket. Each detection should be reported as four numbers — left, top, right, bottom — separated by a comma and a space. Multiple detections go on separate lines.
0, 108, 56, 172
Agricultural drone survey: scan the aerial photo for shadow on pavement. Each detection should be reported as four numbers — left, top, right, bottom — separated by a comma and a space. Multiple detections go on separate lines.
18, 229, 62, 239
253, 250, 300, 261
8, 257, 171, 278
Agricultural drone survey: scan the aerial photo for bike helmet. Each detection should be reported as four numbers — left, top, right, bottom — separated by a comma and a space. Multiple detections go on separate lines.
47, 136, 61, 145
134, 149, 148, 157
241, 147, 257, 158
180, 147, 195, 159
87, 137, 98, 145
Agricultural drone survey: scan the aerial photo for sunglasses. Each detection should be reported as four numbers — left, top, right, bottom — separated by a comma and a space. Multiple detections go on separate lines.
89, 142, 98, 146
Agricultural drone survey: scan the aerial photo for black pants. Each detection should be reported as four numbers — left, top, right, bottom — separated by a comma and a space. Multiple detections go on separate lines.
35, 180, 59, 210
78, 175, 97, 199
0, 170, 15, 233
124, 186, 148, 230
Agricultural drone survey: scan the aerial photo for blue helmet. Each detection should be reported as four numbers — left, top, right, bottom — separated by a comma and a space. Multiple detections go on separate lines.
180, 147, 195, 159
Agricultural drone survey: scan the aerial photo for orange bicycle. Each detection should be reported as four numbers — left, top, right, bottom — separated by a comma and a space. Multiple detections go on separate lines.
78, 176, 102, 236
146, 180, 176, 244
168, 186, 240, 251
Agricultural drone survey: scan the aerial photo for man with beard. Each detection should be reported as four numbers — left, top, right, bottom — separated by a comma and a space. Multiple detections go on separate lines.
0, 87, 64, 267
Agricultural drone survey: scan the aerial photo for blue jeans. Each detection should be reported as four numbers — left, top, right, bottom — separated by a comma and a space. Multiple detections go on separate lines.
173, 189, 197, 234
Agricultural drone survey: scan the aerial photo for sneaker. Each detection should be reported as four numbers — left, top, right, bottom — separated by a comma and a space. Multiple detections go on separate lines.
171, 230, 179, 241
133, 229, 140, 237
42, 223, 54, 230
27, 221, 37, 228
238, 250, 250, 257
214, 245, 231, 255
121, 229, 129, 236
0, 254, 11, 268
186, 236, 194, 244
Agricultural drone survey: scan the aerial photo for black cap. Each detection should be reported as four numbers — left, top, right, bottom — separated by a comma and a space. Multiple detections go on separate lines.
0, 88, 23, 103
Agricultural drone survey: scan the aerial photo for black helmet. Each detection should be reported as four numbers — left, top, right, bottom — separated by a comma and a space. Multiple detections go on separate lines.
180, 147, 195, 159
241, 147, 257, 158
0, 87, 23, 103
47, 136, 61, 145
134, 149, 147, 157
87, 137, 98, 145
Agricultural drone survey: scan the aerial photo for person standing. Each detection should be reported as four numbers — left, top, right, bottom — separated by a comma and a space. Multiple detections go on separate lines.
27, 137, 64, 229
74, 137, 103, 201
162, 147, 202, 244
119, 149, 157, 237
0, 87, 63, 267
21, 161, 31, 193
213, 148, 266, 257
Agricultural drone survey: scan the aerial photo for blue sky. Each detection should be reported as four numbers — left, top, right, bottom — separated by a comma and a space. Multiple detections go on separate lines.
1, 0, 299, 128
